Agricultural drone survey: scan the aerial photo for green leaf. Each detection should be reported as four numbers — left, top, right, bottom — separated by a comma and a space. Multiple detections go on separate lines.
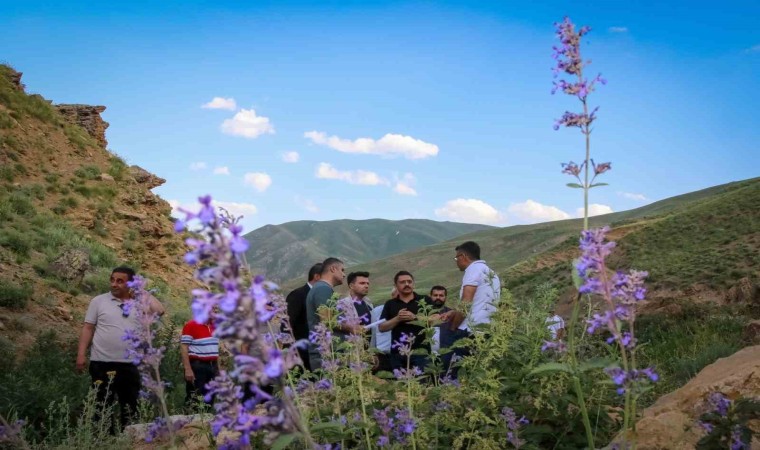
528, 362, 573, 376
578, 357, 614, 373
566, 183, 584, 188
411, 348, 430, 356
589, 182, 609, 188
271, 433, 300, 450
310, 421, 344, 432
571, 258, 582, 289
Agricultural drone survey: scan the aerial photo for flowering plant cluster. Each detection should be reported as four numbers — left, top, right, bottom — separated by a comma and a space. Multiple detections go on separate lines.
176, 195, 309, 449
696, 392, 760, 450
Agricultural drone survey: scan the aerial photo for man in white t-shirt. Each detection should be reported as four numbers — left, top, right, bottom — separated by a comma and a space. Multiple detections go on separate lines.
441, 241, 500, 377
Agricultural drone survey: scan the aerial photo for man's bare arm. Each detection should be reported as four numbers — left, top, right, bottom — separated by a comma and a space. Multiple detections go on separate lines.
76, 323, 95, 373
461, 285, 476, 303
180, 344, 195, 383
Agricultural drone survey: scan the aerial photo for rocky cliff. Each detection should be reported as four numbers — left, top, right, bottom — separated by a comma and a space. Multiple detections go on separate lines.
0, 65, 194, 351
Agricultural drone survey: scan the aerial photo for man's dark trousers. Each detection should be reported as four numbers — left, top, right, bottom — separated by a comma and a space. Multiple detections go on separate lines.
89, 361, 140, 432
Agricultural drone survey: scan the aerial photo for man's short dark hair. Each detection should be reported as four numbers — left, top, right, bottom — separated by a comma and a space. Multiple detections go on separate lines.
321, 257, 343, 274
307, 263, 323, 282
112, 266, 136, 281
455, 241, 481, 260
347, 271, 370, 286
430, 285, 447, 296
393, 270, 414, 284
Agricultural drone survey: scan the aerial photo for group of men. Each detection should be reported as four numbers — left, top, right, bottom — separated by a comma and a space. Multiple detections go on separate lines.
286, 240, 501, 375
75, 240, 500, 430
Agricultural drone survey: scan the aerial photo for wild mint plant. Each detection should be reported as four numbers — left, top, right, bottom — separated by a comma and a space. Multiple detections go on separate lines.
121, 275, 184, 443
176, 195, 313, 449
549, 16, 612, 448
696, 392, 760, 450
552, 16, 610, 231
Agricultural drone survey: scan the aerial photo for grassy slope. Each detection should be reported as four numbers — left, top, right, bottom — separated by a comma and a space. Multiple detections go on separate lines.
244, 218, 493, 283
345, 178, 759, 296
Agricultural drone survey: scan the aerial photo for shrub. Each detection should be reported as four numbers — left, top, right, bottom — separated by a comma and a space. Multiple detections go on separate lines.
64, 125, 94, 150
0, 164, 14, 181
0, 228, 33, 257
107, 155, 128, 181
0, 280, 32, 308
0, 109, 14, 128
7, 191, 35, 216
74, 165, 101, 180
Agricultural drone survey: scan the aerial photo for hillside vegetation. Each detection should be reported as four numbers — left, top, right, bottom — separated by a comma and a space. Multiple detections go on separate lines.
244, 218, 492, 283
346, 177, 759, 297
0, 64, 193, 352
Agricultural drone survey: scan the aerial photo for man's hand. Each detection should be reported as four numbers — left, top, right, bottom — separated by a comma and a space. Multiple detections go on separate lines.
75, 354, 87, 373
184, 368, 196, 383
398, 308, 415, 322
439, 310, 455, 322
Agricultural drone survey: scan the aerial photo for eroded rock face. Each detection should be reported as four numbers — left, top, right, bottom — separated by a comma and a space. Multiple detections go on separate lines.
7, 68, 24, 91
48, 248, 90, 283
129, 165, 166, 189
55, 104, 110, 148
635, 345, 760, 449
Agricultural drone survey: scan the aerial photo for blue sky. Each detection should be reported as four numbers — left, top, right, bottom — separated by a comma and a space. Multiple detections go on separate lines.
2, 0, 758, 231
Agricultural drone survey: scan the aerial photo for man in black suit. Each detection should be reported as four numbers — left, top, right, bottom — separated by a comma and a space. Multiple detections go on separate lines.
286, 263, 322, 371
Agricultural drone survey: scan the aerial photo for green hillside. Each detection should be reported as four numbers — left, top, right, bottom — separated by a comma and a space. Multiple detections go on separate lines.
243, 218, 493, 283
346, 177, 760, 297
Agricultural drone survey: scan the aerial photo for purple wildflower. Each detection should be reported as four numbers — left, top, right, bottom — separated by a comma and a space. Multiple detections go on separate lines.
0, 418, 25, 444
391, 333, 414, 357
176, 196, 304, 447
541, 339, 567, 353
501, 407, 529, 448
561, 161, 583, 178
707, 392, 731, 417
392, 366, 423, 380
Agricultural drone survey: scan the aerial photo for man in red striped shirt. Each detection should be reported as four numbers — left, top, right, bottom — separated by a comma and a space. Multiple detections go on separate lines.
180, 318, 219, 405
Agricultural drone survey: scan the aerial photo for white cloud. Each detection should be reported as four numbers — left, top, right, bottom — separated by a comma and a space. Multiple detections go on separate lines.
295, 196, 319, 213
508, 200, 571, 223
201, 97, 237, 110
608, 26, 629, 33
434, 198, 504, 225
189, 162, 207, 171
213, 166, 230, 175
243, 172, 272, 192
304, 131, 439, 160
282, 151, 300, 163
617, 191, 648, 202
393, 173, 418, 196
315, 163, 389, 186
577, 204, 614, 218
221, 109, 274, 139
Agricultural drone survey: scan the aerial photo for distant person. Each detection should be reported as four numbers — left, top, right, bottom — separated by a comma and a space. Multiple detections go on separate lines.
336, 271, 373, 339
379, 271, 431, 372
545, 311, 565, 340
442, 241, 501, 376
305, 257, 346, 370
181, 316, 219, 406
285, 263, 323, 371
76, 266, 165, 430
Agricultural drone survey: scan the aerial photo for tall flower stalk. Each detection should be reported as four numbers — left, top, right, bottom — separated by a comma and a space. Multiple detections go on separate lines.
552, 16, 610, 231
176, 195, 313, 449
551, 16, 611, 449
122, 275, 183, 443
578, 227, 658, 446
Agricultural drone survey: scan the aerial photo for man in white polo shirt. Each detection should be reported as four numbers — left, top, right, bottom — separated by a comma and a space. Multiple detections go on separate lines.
76, 266, 165, 430
441, 241, 500, 377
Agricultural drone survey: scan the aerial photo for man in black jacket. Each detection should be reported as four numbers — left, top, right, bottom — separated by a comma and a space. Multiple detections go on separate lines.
286, 263, 322, 371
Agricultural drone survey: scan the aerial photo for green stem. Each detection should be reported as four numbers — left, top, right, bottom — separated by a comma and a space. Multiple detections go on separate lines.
354, 348, 373, 450
566, 294, 595, 450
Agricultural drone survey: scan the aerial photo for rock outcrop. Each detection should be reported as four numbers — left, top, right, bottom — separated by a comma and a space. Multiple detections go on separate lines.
726, 277, 759, 306
54, 104, 109, 148
130, 165, 166, 189
47, 248, 90, 284
635, 345, 760, 449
